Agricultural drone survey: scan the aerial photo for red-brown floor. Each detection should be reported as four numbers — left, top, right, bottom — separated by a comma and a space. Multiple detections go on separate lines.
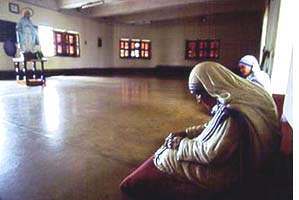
0, 76, 210, 200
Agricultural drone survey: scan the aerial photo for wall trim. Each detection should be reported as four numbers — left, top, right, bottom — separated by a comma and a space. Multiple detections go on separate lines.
0, 66, 193, 80
0, 70, 15, 80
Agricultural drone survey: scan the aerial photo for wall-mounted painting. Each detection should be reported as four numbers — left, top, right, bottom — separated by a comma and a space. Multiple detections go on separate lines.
9, 3, 20, 14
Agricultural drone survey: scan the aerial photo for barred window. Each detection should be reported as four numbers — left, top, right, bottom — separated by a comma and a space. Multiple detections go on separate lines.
54, 31, 80, 57
120, 38, 151, 59
185, 39, 220, 59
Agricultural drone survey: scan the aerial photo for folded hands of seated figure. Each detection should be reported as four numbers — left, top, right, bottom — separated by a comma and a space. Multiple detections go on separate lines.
163, 131, 186, 150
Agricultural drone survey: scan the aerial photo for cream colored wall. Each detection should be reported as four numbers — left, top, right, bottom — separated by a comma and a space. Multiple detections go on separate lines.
113, 22, 195, 68
113, 24, 156, 68
113, 12, 262, 69
1, 0, 262, 71
0, 0, 113, 70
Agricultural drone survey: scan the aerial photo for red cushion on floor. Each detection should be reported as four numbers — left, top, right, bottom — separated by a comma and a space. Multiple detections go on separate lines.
120, 94, 293, 200
119, 156, 212, 200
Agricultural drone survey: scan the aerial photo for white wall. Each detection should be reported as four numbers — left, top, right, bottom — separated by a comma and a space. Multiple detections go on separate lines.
1, 1, 263, 71
0, 0, 113, 70
271, 0, 293, 94
112, 12, 263, 69
113, 23, 156, 68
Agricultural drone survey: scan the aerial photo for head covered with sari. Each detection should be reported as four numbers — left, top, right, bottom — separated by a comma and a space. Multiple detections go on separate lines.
188, 61, 280, 168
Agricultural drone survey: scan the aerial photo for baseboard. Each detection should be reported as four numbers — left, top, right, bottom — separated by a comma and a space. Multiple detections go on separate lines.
0, 66, 193, 80
0, 70, 15, 80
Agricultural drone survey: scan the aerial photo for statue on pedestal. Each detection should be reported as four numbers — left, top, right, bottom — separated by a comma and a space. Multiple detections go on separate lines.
16, 9, 43, 60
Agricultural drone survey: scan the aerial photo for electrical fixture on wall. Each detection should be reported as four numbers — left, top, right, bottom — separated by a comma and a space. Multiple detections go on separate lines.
98, 37, 102, 47
81, 0, 104, 9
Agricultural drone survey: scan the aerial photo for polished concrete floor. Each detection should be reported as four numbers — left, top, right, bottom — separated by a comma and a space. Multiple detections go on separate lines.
0, 76, 210, 200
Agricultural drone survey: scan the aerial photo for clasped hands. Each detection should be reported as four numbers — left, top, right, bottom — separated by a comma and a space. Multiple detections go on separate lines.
163, 131, 186, 150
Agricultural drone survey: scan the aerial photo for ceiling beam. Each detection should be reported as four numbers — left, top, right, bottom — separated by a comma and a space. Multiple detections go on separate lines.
109, 1, 265, 24
88, 0, 220, 17
58, 0, 102, 9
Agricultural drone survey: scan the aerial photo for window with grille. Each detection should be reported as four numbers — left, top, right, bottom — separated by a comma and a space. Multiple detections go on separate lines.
120, 38, 151, 59
54, 31, 80, 57
185, 39, 220, 60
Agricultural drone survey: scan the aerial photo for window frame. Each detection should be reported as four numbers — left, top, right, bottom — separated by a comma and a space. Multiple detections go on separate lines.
119, 38, 151, 59
185, 39, 220, 60
54, 31, 80, 57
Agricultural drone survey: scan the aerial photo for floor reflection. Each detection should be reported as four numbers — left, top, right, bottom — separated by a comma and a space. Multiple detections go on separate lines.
0, 99, 7, 145
121, 79, 149, 104
0, 76, 209, 200
43, 86, 60, 132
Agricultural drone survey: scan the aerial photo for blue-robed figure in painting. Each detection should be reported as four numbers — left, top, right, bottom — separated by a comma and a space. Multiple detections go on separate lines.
16, 10, 39, 53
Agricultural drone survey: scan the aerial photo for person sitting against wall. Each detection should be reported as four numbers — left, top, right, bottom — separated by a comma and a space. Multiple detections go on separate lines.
238, 55, 272, 94
211, 55, 272, 116
120, 61, 281, 200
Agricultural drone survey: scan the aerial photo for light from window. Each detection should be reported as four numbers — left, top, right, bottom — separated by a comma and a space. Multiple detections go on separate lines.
271, 0, 293, 95
120, 38, 151, 59
38, 25, 55, 57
